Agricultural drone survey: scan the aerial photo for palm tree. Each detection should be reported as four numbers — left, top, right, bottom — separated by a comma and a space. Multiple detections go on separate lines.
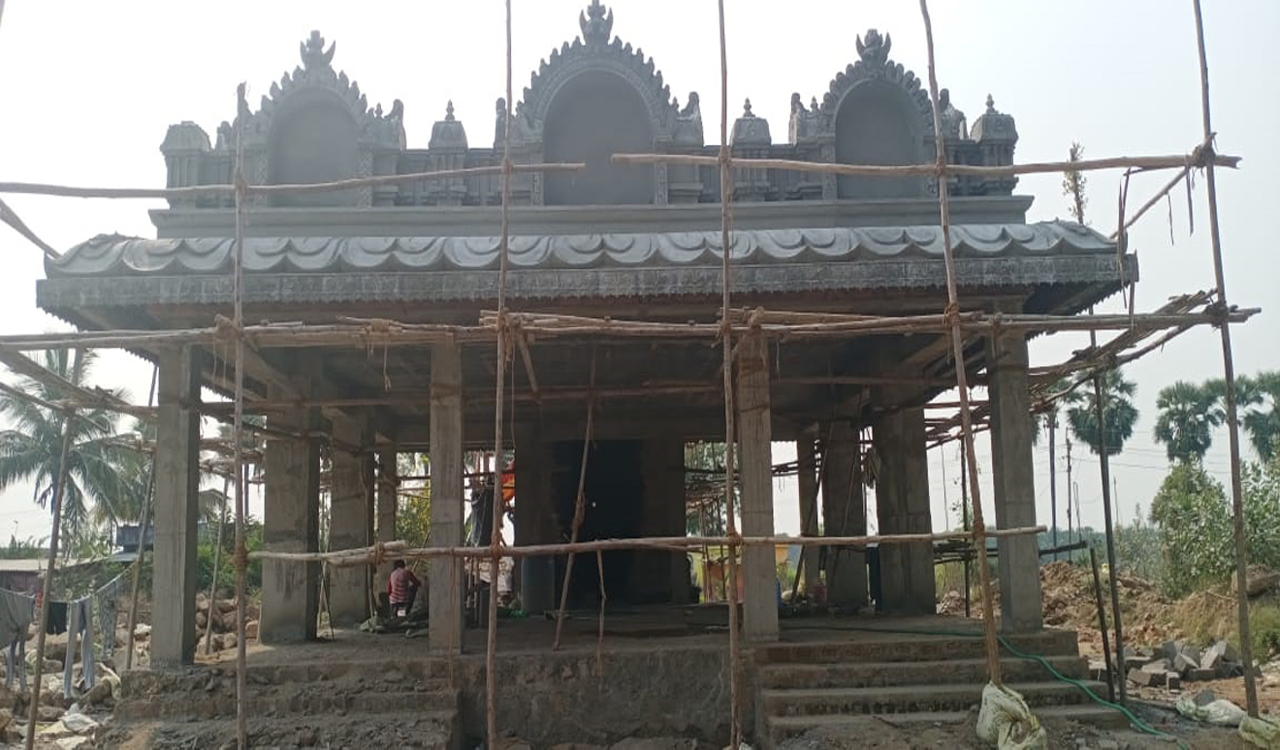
1153, 381, 1223, 463
0, 349, 131, 547
1063, 369, 1139, 457
1236, 372, 1280, 461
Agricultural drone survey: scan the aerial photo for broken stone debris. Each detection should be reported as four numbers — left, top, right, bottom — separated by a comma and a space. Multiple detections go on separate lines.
1127, 638, 1255, 687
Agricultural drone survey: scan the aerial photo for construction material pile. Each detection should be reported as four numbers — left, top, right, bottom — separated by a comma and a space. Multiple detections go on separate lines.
195, 593, 259, 653
1126, 639, 1257, 689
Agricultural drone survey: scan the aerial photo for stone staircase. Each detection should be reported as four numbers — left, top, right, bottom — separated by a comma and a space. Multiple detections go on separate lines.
113, 658, 461, 749
754, 629, 1125, 748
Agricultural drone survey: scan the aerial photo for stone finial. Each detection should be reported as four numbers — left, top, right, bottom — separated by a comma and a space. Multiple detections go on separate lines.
810, 96, 819, 113
446, 100, 455, 121
579, 0, 614, 46
938, 88, 968, 141
986, 94, 996, 113
300, 30, 336, 71
856, 29, 891, 67
742, 98, 754, 117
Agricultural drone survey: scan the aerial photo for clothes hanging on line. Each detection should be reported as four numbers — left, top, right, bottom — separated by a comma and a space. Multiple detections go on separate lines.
0, 588, 35, 691
94, 573, 127, 658
45, 600, 67, 635
63, 598, 94, 698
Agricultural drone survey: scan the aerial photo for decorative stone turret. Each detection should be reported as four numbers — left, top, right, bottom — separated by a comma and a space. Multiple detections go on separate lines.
160, 122, 210, 207
428, 102, 469, 205
732, 100, 774, 202
971, 95, 1019, 193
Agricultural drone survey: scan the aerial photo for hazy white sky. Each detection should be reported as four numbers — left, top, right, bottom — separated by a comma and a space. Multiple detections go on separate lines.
0, 1, 1276, 543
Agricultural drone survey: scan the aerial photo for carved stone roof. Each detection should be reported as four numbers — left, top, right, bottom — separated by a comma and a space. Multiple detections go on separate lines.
819, 28, 934, 136
49, 222, 1113, 278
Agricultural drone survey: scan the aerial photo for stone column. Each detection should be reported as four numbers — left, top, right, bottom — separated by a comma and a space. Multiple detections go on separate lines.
374, 448, 398, 603
429, 343, 465, 653
261, 390, 321, 644
796, 437, 821, 595
514, 429, 557, 613
987, 331, 1044, 632
872, 405, 936, 614
151, 346, 201, 667
822, 422, 868, 608
736, 336, 779, 641
328, 414, 372, 627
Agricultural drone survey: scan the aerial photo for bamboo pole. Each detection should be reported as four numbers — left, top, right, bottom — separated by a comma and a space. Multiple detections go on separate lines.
123, 365, 159, 671
715, 2, 744, 746
1192, 0, 1258, 718
611, 151, 1239, 178
0, 197, 59, 259
0, 163, 584, 202
247, 526, 1048, 565
486, 1, 515, 743
231, 82, 250, 750
917, 0, 1003, 687
203, 473, 233, 656
25, 351, 83, 750
553, 355, 596, 650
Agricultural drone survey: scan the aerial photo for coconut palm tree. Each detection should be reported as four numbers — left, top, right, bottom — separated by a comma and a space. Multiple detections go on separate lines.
1237, 372, 1280, 461
0, 349, 131, 548
1153, 381, 1223, 463
1062, 369, 1139, 457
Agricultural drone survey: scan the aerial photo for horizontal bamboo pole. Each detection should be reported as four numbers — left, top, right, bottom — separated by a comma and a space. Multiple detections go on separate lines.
612, 150, 1240, 178
0, 163, 585, 202
249, 525, 1046, 566
0, 306, 1255, 355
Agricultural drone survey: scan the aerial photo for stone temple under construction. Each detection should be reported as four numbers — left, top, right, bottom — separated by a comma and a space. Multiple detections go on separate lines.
37, 3, 1133, 744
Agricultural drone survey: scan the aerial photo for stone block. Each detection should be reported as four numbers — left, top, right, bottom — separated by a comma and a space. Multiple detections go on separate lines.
1194, 689, 1217, 706
1128, 667, 1162, 687
1162, 640, 1182, 662
1166, 673, 1182, 690
1141, 659, 1171, 674
1189, 668, 1216, 682
1174, 652, 1200, 675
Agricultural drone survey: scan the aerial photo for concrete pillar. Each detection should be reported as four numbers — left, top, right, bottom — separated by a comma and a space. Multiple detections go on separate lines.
736, 336, 779, 641
261, 387, 321, 644
514, 429, 557, 613
987, 331, 1044, 632
822, 422, 868, 608
329, 414, 373, 627
873, 406, 936, 614
429, 343, 465, 653
374, 448, 398, 603
151, 346, 201, 668
796, 437, 821, 595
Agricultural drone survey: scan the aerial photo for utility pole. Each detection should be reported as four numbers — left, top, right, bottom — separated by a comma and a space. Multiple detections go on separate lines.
1065, 437, 1074, 545
1049, 411, 1058, 561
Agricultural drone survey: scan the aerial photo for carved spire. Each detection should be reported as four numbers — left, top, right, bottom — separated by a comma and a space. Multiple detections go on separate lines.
579, 0, 614, 46
855, 29, 891, 67
300, 30, 336, 71
742, 98, 754, 117
446, 100, 455, 121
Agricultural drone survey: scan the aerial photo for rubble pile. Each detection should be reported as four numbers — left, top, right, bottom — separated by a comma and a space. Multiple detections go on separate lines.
1123, 639, 1259, 689
195, 593, 259, 653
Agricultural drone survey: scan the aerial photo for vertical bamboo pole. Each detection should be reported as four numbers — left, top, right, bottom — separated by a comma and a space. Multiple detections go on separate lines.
25, 351, 82, 750
714, 1, 743, 745
204, 474, 233, 655
1088, 341, 1126, 704
553, 356, 596, 649
1191, 0, 1258, 718
124, 364, 159, 670
231, 82, 250, 750
917, 0, 1002, 686
1089, 546, 1116, 703
486, 0, 515, 743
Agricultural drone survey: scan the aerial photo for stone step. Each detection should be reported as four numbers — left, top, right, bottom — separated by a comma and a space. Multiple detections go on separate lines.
755, 629, 1079, 665
764, 703, 1130, 746
757, 655, 1089, 689
761, 680, 1106, 717
118, 710, 458, 750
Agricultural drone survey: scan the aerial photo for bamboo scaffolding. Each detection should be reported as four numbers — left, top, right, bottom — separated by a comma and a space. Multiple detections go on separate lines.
611, 150, 1239, 178
1192, 0, 1258, 718
0, 162, 584, 202
248, 526, 1047, 565
123, 366, 159, 671
0, 196, 59, 259
553, 354, 596, 650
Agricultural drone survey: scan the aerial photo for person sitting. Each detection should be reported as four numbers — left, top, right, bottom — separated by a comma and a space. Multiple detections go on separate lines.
387, 560, 421, 618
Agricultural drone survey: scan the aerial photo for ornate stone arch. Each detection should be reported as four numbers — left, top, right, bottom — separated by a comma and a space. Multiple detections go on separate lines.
817, 29, 935, 137
237, 31, 404, 206
512, 1, 677, 146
